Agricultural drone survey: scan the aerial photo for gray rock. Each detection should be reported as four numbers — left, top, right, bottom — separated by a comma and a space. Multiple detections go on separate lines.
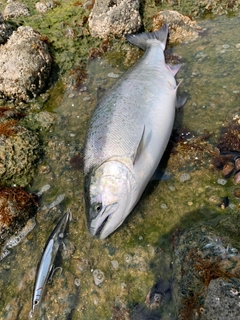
0, 26, 52, 102
88, 0, 141, 39
201, 278, 240, 320
0, 13, 13, 44
3, 0, 30, 19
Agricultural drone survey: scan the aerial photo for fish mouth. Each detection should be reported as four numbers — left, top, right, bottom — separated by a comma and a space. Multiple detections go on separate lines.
89, 203, 118, 238
89, 215, 110, 238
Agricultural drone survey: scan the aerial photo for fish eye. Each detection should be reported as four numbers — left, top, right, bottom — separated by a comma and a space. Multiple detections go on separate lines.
93, 203, 102, 213
34, 299, 39, 305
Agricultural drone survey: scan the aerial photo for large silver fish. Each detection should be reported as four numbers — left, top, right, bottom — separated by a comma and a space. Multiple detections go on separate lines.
84, 25, 183, 239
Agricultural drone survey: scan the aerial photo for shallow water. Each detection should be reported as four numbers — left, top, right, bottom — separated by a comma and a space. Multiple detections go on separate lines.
0, 14, 240, 320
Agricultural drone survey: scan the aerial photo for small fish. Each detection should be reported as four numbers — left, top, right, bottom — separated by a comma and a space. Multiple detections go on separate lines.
84, 24, 184, 239
29, 210, 70, 319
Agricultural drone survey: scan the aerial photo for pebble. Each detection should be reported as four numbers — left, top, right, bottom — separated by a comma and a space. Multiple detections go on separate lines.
107, 72, 119, 78
74, 278, 81, 287
217, 178, 227, 185
160, 203, 167, 209
111, 260, 119, 269
179, 173, 191, 182
37, 184, 51, 197
93, 269, 105, 286
124, 254, 132, 264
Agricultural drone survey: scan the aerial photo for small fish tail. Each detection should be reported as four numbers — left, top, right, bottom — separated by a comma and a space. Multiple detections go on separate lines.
125, 24, 168, 51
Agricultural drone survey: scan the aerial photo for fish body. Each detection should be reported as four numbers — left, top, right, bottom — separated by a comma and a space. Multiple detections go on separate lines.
84, 25, 181, 239
29, 211, 70, 318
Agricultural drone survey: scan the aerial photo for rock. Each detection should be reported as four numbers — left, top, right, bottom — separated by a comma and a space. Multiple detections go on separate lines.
0, 13, 13, 44
0, 186, 37, 247
152, 10, 202, 43
173, 224, 240, 319
3, 0, 30, 19
88, 0, 141, 39
0, 120, 40, 186
201, 278, 240, 320
23, 111, 57, 131
0, 26, 52, 102
35, 1, 56, 14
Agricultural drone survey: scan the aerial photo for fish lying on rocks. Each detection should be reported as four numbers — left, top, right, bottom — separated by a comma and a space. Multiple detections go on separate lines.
84, 24, 184, 239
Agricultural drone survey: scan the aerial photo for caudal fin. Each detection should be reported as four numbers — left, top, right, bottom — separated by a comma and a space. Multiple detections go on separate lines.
125, 24, 168, 51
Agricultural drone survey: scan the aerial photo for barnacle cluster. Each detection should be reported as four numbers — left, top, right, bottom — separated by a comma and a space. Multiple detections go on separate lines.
0, 119, 39, 186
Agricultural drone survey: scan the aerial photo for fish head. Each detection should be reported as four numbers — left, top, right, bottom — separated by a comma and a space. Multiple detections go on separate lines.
84, 160, 137, 239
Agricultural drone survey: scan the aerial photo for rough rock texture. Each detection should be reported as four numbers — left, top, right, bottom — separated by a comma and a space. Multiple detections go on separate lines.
88, 0, 142, 38
0, 13, 13, 44
0, 26, 52, 102
3, 0, 30, 19
0, 121, 39, 186
0, 186, 37, 247
152, 10, 202, 43
173, 224, 240, 319
201, 278, 240, 320
35, 1, 56, 14
191, 0, 240, 17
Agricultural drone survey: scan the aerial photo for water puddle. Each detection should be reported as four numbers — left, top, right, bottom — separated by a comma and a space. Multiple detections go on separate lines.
0, 14, 240, 320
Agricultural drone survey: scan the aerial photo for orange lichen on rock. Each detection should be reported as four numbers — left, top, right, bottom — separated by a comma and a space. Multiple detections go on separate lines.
0, 186, 38, 245
0, 119, 19, 137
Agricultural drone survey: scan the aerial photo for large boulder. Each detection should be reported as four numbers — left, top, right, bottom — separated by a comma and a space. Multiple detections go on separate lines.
0, 26, 52, 102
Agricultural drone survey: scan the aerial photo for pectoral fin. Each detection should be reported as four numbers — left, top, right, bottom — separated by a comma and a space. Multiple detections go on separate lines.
132, 125, 145, 164
176, 95, 187, 109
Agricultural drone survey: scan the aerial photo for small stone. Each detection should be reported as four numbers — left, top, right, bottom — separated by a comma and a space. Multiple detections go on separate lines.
93, 269, 105, 286
124, 254, 132, 264
107, 72, 119, 78
160, 203, 167, 209
179, 173, 191, 182
74, 278, 81, 287
111, 260, 119, 269
217, 178, 227, 185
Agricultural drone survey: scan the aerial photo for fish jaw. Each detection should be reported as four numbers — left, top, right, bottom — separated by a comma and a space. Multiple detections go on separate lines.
84, 160, 137, 239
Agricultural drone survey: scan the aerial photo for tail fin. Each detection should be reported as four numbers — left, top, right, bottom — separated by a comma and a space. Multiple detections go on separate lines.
125, 24, 168, 51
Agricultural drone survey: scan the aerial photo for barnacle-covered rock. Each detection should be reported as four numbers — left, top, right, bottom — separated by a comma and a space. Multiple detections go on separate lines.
88, 0, 141, 39
152, 10, 202, 44
0, 26, 52, 102
0, 120, 39, 186
3, 0, 30, 19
